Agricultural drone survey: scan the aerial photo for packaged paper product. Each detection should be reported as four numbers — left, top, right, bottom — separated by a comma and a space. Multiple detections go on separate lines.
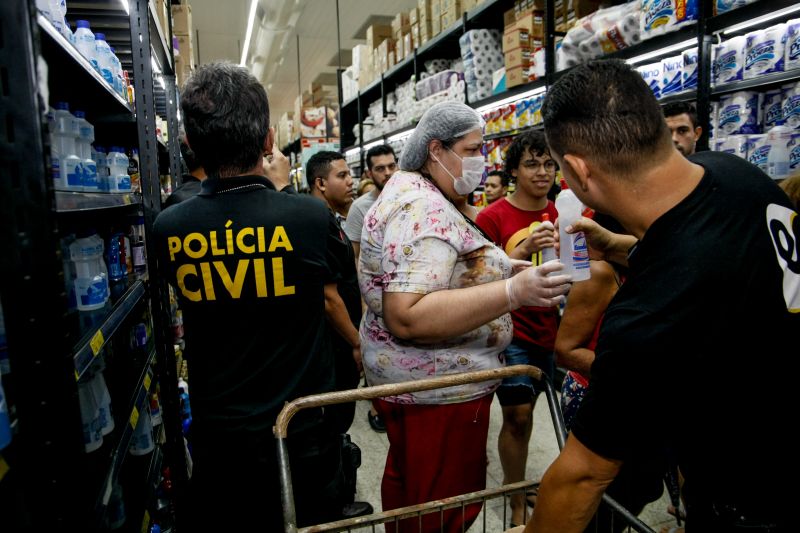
744, 25, 787, 79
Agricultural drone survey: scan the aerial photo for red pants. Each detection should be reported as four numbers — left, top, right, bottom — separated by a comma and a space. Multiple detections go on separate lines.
375, 395, 493, 533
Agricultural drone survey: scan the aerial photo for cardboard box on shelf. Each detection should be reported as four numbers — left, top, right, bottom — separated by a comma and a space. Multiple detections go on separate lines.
506, 65, 528, 88
366, 24, 393, 49
431, 14, 441, 36
411, 23, 421, 48
174, 33, 194, 64
171, 4, 192, 35
503, 28, 529, 52
352, 44, 371, 75
441, 0, 461, 15
409, 7, 419, 24
431, 0, 442, 20
404, 33, 413, 58
418, 0, 432, 19
155, 0, 168, 34
505, 47, 531, 69
504, 8, 516, 26
391, 12, 410, 35
516, 11, 544, 39
441, 10, 459, 29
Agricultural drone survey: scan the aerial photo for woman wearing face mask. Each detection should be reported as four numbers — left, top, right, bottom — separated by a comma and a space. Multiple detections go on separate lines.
357, 101, 572, 533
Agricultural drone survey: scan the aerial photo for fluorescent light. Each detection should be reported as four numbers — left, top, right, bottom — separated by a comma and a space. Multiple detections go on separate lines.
722, 3, 800, 34
240, 0, 259, 66
626, 39, 697, 65
121, 0, 129, 15
475, 85, 547, 114
388, 129, 414, 143
151, 56, 161, 74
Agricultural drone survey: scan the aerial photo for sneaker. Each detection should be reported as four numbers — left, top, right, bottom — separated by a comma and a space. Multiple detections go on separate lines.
342, 501, 373, 518
367, 411, 386, 432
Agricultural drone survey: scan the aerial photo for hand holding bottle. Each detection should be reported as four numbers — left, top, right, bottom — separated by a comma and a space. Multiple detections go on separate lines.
505, 261, 571, 310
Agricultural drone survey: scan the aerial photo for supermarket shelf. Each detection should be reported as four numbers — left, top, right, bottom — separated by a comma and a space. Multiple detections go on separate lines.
711, 69, 800, 96
37, 14, 132, 116
484, 124, 543, 141
73, 280, 146, 382
55, 191, 142, 212
707, 0, 800, 34
148, 0, 174, 75
95, 351, 155, 512
471, 78, 547, 111
658, 89, 698, 105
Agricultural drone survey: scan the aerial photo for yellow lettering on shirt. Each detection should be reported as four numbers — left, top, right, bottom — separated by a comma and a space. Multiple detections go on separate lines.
213, 260, 249, 299
268, 226, 293, 252
177, 264, 201, 302
236, 227, 256, 254
272, 257, 295, 296
184, 233, 208, 259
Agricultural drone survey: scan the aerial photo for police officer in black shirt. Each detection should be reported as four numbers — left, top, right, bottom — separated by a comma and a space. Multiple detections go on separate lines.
164, 134, 206, 207
153, 61, 347, 531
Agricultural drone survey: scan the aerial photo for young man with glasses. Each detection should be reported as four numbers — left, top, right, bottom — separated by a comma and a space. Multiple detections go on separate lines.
476, 130, 560, 528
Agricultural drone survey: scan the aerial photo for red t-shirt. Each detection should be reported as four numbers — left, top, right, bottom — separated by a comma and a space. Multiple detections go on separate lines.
476, 197, 559, 349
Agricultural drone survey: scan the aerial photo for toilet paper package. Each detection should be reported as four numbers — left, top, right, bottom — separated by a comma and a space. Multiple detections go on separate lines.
786, 19, 800, 71
746, 134, 769, 172
638, 62, 663, 99
789, 133, 800, 172
709, 101, 720, 140
744, 25, 787, 79
782, 81, 800, 128
722, 134, 751, 158
713, 36, 746, 84
762, 88, 786, 129
682, 48, 698, 90
712, 137, 727, 152
641, 0, 699, 40
719, 91, 762, 134
661, 55, 683, 97
716, 0, 758, 15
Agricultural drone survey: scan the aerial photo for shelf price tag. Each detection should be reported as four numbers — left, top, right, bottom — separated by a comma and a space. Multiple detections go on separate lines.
130, 406, 140, 430
90, 330, 105, 357
140, 510, 150, 533
144, 373, 152, 392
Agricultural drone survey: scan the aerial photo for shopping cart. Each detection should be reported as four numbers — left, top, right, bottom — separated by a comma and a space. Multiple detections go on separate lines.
274, 365, 655, 533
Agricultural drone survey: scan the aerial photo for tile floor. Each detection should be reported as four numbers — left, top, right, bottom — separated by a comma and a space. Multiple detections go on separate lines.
343, 392, 679, 533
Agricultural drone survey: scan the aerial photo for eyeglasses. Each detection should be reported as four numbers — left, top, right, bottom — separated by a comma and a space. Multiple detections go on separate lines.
521, 159, 557, 172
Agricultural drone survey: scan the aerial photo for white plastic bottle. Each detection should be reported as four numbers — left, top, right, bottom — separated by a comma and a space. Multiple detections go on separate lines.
766, 124, 793, 179
107, 147, 132, 192
94, 33, 114, 87
73, 20, 98, 71
53, 102, 83, 191
93, 145, 109, 190
539, 213, 558, 264
69, 232, 110, 311
555, 180, 591, 281
109, 47, 124, 97
74, 111, 99, 192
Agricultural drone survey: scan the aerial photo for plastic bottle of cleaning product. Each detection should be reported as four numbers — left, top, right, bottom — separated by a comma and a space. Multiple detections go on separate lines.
73, 20, 98, 71
93, 145, 109, 190
69, 232, 110, 311
130, 216, 147, 274
106, 147, 131, 192
539, 213, 557, 264
555, 180, 591, 281
766, 124, 793, 180
94, 33, 114, 87
74, 111, 98, 192
53, 102, 83, 191
109, 47, 124, 96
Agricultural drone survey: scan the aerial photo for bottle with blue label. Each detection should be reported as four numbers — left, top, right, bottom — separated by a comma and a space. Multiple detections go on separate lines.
94, 33, 114, 88
74, 111, 98, 192
69, 232, 110, 311
555, 180, 591, 282
109, 47, 125, 97
73, 20, 98, 71
106, 147, 131, 192
53, 102, 83, 191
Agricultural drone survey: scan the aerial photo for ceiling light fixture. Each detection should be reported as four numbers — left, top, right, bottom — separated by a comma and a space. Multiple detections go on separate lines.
475, 85, 546, 114
722, 3, 800, 34
626, 38, 696, 65
240, 0, 259, 66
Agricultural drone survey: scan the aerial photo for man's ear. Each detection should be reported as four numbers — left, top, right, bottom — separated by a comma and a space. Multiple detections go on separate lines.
562, 154, 591, 192
315, 176, 325, 192
264, 126, 275, 155
694, 126, 702, 142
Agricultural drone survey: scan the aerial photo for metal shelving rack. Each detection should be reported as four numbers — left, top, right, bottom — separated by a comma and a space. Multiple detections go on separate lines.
340, 0, 800, 155
0, 0, 186, 530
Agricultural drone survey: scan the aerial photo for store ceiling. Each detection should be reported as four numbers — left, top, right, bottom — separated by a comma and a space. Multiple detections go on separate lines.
190, 0, 418, 124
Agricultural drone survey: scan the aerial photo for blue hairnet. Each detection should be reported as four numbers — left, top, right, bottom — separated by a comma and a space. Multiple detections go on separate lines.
399, 101, 485, 171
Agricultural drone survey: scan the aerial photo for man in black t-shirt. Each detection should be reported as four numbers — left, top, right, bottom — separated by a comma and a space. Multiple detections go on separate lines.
153, 62, 346, 531
526, 59, 797, 532
163, 135, 206, 207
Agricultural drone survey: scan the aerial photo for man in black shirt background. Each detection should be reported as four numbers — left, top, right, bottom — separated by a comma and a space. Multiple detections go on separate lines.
153, 62, 348, 531
164, 134, 206, 207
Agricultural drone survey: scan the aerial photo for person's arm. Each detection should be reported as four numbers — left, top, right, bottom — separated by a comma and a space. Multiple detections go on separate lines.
352, 241, 361, 262
324, 283, 362, 372
554, 261, 618, 377
525, 435, 621, 533
508, 224, 555, 260
562, 217, 636, 266
264, 145, 294, 192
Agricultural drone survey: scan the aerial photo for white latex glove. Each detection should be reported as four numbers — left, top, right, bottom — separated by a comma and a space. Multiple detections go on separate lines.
506, 261, 571, 309
509, 258, 532, 275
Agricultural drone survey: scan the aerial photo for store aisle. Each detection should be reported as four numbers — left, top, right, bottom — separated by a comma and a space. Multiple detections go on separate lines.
347, 391, 677, 532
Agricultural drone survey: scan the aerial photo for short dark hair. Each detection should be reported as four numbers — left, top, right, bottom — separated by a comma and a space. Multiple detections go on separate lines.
505, 130, 551, 175
365, 144, 396, 170
486, 170, 509, 187
543, 59, 672, 175
663, 101, 699, 129
181, 61, 270, 177
306, 151, 345, 190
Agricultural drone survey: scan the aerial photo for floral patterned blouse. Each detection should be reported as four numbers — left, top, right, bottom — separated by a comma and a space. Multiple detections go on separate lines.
358, 170, 513, 404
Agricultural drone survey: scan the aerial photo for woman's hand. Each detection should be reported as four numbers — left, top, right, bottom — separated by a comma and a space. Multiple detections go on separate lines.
506, 261, 571, 309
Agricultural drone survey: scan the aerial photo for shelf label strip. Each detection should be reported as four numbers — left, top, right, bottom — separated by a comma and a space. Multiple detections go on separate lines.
90, 330, 105, 357
130, 406, 140, 430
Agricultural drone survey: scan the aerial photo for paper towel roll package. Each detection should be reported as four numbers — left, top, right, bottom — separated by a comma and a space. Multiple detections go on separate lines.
763, 88, 786, 130
783, 81, 800, 128
716, 0, 758, 15
789, 133, 800, 172
638, 62, 662, 99
641, 0, 699, 40
682, 48, 698, 90
746, 134, 770, 172
710, 101, 720, 140
744, 25, 787, 79
713, 36, 746, 84
722, 134, 751, 158
786, 19, 800, 71
719, 91, 762, 134
661, 55, 683, 97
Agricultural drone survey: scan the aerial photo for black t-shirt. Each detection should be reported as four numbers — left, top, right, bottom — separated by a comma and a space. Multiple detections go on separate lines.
571, 151, 798, 522
164, 174, 202, 207
153, 175, 336, 436
325, 211, 362, 338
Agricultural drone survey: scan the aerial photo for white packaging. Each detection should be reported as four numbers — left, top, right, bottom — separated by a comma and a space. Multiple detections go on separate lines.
786, 19, 800, 70
710, 101, 720, 140
716, 0, 758, 15
744, 25, 787, 79
682, 48, 698, 90
766, 125, 793, 179
73, 20, 98, 71
723, 134, 751, 158
783, 81, 800, 128
713, 36, 746, 84
638, 61, 662, 99
719, 91, 762, 135
641, 0, 699, 40
555, 185, 590, 281
712, 137, 727, 152
746, 134, 769, 172
789, 133, 800, 173
762, 88, 785, 130
661, 55, 683, 97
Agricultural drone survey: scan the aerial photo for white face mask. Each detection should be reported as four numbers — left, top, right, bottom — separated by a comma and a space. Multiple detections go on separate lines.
431, 149, 485, 195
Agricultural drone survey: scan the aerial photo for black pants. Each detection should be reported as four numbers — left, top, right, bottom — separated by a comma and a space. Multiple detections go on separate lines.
326, 342, 360, 434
